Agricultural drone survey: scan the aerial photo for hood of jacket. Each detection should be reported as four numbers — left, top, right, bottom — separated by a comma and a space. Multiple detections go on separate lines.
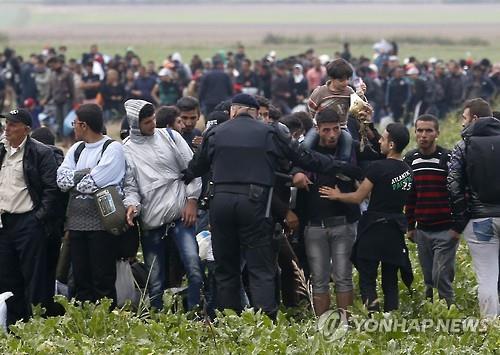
462, 116, 500, 139
124, 99, 153, 139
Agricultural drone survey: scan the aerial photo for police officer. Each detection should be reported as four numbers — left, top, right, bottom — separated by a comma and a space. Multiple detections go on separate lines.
182, 94, 359, 318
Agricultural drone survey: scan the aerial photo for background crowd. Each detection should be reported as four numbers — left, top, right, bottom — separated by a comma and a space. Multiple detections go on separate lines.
1, 41, 499, 140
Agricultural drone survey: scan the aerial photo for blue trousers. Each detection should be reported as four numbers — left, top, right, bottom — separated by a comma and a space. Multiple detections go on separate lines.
141, 220, 203, 310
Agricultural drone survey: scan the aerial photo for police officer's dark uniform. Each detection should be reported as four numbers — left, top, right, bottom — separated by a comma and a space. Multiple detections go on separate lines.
182, 94, 359, 317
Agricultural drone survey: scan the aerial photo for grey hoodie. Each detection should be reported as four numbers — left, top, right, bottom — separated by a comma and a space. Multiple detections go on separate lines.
122, 99, 201, 230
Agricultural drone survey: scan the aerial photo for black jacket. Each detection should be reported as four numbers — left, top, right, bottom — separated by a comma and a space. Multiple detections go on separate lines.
447, 117, 500, 232
198, 69, 233, 106
445, 73, 466, 107
183, 114, 362, 185
0, 136, 58, 222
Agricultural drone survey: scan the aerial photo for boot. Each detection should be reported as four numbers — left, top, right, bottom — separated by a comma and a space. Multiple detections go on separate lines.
313, 293, 330, 317
336, 291, 353, 321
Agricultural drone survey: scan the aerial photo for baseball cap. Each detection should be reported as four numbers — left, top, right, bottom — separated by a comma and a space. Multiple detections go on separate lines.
231, 94, 259, 110
158, 68, 173, 77
406, 67, 419, 75
0, 108, 33, 127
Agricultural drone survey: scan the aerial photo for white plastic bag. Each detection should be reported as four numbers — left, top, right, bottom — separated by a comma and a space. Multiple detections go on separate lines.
0, 291, 14, 333
196, 231, 214, 262
115, 261, 137, 307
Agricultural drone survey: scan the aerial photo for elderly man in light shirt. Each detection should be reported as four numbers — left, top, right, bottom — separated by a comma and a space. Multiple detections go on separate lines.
0, 108, 58, 326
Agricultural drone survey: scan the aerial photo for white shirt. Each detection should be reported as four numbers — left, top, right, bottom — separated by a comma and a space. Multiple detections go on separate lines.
0, 136, 34, 214
57, 136, 125, 194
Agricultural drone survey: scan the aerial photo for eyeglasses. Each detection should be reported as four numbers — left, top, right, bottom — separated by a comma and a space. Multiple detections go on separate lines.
71, 121, 85, 127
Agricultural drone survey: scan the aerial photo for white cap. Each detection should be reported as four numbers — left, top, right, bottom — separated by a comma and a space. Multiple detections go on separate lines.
171, 52, 182, 62
406, 67, 419, 75
158, 68, 172, 77
319, 54, 330, 65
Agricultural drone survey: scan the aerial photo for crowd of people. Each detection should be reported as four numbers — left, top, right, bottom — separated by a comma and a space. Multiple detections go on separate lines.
1, 41, 499, 136
0, 42, 499, 329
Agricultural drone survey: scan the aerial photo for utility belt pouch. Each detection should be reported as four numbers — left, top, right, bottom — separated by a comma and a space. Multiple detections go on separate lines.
248, 184, 265, 201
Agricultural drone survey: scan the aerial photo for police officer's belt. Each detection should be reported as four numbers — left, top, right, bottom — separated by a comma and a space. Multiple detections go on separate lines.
308, 216, 347, 228
214, 184, 270, 195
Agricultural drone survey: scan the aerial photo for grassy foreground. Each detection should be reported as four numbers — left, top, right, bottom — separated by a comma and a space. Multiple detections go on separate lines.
1, 242, 499, 354
1, 114, 500, 354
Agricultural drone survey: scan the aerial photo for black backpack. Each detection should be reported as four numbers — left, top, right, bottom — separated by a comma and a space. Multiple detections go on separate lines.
465, 135, 500, 203
74, 139, 114, 164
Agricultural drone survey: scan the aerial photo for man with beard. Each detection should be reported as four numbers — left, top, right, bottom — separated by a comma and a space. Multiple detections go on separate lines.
177, 96, 203, 150
448, 98, 500, 318
123, 99, 202, 311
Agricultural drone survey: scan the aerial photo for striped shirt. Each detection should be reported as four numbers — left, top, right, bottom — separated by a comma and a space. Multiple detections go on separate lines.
404, 146, 452, 231
307, 82, 353, 127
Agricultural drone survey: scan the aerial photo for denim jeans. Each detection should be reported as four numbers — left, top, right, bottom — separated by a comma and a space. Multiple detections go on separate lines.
195, 209, 210, 235
463, 217, 500, 318
168, 220, 203, 310
141, 225, 168, 310
304, 223, 356, 294
141, 220, 203, 310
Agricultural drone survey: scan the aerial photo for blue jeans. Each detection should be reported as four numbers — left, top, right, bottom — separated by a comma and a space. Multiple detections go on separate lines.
195, 209, 210, 235
463, 217, 500, 318
141, 220, 203, 310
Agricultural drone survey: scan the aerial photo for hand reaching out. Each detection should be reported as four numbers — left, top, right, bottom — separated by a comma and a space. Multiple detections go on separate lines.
318, 185, 342, 201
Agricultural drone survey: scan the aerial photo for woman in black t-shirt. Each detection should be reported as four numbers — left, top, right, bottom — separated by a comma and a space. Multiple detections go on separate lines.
319, 123, 413, 312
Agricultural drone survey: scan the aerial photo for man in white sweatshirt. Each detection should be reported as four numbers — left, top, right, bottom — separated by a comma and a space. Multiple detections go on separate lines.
57, 103, 125, 306
122, 99, 203, 310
